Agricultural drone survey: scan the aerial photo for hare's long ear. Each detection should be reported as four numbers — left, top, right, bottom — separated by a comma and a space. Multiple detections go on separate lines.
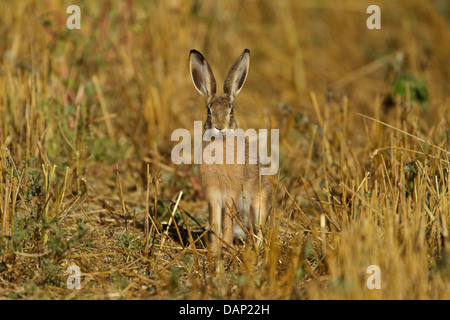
189, 50, 216, 103
223, 49, 250, 103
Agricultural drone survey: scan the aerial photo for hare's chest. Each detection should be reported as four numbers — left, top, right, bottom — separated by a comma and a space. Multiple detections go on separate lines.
199, 141, 246, 193
199, 160, 245, 185
201, 136, 244, 165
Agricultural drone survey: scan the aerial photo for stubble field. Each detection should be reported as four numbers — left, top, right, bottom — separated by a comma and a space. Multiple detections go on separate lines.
0, 0, 449, 299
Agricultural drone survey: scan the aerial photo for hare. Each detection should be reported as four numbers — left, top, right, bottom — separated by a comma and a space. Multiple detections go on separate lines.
189, 49, 272, 252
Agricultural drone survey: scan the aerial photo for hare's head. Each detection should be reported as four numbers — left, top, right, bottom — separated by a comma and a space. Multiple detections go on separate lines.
189, 49, 250, 132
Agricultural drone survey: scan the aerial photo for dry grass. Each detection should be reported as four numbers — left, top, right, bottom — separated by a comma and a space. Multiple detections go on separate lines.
0, 0, 449, 299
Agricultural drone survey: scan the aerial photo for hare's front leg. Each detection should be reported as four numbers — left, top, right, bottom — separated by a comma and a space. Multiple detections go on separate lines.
222, 205, 234, 248
208, 202, 222, 252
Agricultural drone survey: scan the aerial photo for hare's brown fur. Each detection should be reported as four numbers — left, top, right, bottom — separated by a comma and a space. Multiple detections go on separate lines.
189, 49, 272, 252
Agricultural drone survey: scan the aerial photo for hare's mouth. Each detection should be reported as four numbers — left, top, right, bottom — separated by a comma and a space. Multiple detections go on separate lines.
214, 126, 226, 134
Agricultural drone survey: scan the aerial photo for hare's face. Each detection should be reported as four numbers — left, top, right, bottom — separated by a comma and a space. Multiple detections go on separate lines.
190, 49, 249, 133
207, 97, 236, 132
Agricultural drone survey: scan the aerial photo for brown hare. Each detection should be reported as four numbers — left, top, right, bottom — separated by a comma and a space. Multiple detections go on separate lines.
189, 49, 272, 252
